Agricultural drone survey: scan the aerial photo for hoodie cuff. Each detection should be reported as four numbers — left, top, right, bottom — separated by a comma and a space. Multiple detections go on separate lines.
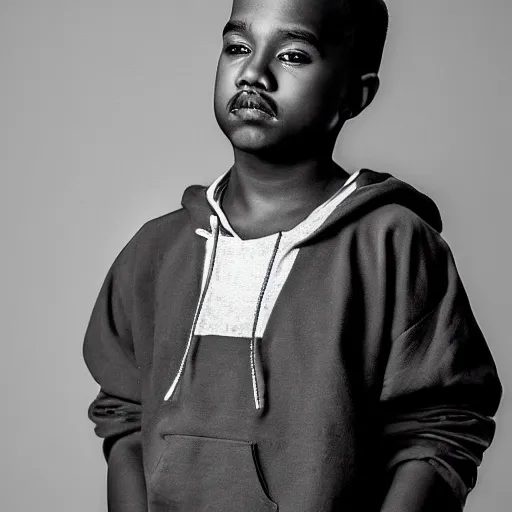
385, 444, 468, 508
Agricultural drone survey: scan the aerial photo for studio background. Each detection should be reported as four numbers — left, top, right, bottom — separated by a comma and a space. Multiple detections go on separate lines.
1, 0, 510, 510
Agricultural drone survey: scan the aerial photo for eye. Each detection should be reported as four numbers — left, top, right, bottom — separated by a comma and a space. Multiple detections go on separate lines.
224, 44, 251, 56
278, 51, 312, 65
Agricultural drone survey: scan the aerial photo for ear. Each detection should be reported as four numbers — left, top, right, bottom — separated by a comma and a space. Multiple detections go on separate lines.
344, 73, 380, 120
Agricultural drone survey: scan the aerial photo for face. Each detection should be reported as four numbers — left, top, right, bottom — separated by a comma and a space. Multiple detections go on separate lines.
214, 0, 354, 157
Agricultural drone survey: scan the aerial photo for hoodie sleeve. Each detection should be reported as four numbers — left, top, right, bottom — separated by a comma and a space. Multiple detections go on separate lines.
83, 230, 147, 511
378, 212, 502, 509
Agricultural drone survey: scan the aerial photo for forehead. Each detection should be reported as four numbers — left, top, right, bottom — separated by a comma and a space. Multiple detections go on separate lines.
229, 0, 349, 41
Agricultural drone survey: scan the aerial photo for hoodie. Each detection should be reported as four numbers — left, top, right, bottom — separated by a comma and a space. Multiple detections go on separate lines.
83, 169, 502, 512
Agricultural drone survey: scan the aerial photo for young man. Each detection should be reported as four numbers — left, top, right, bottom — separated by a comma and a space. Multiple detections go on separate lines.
83, 0, 502, 510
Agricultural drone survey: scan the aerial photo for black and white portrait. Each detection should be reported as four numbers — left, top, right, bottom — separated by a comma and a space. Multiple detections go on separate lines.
2, 1, 509, 511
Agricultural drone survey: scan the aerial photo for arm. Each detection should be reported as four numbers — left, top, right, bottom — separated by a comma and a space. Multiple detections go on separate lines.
107, 431, 146, 511
83, 237, 147, 511
381, 460, 461, 512
377, 217, 502, 510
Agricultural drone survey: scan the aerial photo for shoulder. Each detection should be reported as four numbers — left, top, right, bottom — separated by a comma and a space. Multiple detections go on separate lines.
110, 206, 191, 279
358, 203, 448, 250
350, 203, 455, 281
136, 207, 190, 249
359, 202, 436, 231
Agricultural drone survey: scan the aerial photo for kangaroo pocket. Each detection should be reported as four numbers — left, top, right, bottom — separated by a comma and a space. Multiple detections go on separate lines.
149, 434, 278, 512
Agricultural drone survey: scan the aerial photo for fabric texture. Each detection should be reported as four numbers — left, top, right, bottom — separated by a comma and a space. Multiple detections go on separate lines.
83, 168, 502, 512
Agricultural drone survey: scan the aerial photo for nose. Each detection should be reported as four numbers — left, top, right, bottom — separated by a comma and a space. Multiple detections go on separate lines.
235, 53, 276, 91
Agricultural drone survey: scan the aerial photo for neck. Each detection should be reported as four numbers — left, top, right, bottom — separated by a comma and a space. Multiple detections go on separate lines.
224, 147, 349, 214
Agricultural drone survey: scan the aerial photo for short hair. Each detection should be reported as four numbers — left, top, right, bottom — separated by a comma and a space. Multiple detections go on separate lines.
345, 0, 389, 76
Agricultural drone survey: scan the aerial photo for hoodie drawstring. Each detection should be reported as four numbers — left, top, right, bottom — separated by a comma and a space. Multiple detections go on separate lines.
163, 215, 282, 411
250, 231, 282, 410
163, 215, 221, 402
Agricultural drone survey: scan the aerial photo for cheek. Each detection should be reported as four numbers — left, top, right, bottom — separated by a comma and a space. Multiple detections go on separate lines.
279, 75, 339, 121
218, 54, 242, 80
214, 61, 235, 99
213, 66, 236, 129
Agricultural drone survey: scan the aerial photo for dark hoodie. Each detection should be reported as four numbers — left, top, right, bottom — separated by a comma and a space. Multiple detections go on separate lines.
83, 169, 502, 512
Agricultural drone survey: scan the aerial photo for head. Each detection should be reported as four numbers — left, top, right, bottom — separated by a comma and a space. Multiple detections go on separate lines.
213, 0, 388, 161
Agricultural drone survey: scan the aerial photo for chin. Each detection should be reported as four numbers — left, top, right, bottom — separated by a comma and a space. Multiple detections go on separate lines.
215, 115, 274, 152
228, 129, 275, 152
215, 110, 320, 158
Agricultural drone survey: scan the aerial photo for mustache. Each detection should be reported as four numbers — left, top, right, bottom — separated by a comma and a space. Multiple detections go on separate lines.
229, 90, 278, 117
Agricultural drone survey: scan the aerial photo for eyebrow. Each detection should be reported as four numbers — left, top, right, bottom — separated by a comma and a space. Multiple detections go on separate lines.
222, 20, 324, 54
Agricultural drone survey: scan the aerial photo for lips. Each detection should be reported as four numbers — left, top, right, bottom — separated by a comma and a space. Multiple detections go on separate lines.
229, 91, 277, 117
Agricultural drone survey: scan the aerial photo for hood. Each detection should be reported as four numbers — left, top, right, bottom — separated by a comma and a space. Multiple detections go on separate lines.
181, 169, 443, 242
164, 169, 442, 411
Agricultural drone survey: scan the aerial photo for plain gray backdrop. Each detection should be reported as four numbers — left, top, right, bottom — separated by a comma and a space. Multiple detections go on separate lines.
1, 0, 510, 510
